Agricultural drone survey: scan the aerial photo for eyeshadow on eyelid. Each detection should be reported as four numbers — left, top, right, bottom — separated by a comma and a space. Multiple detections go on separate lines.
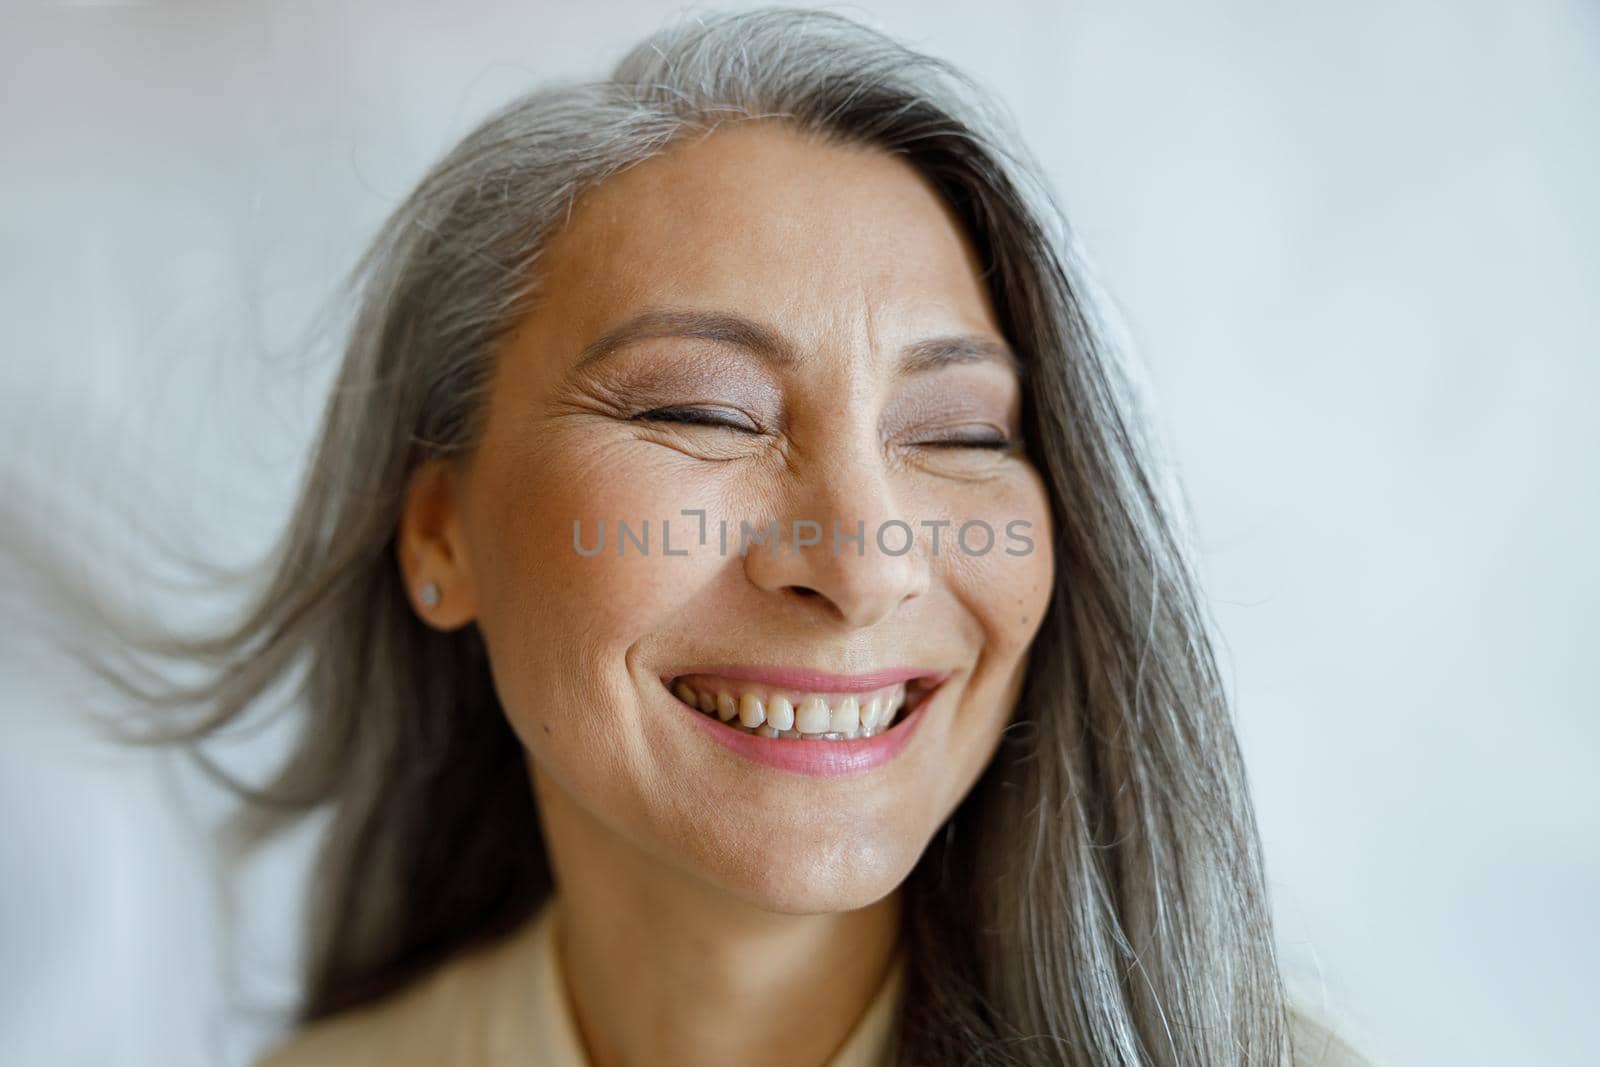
885, 379, 1018, 421
883, 388, 1017, 441
582, 356, 781, 407
578, 344, 1017, 423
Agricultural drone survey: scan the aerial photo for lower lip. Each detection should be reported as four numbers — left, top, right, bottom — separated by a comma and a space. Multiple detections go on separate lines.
671, 686, 935, 777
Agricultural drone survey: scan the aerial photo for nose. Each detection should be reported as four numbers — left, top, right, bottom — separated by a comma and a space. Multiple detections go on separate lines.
741, 439, 930, 629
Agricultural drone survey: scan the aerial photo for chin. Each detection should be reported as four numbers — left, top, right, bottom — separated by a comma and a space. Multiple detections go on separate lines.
689, 820, 921, 915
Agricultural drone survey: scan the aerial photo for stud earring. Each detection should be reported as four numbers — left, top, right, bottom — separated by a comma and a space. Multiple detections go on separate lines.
417, 581, 441, 609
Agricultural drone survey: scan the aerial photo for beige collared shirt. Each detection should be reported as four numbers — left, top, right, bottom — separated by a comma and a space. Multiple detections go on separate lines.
255, 895, 905, 1066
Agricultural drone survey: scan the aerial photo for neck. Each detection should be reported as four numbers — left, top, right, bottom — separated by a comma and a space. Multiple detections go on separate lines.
531, 766, 903, 1067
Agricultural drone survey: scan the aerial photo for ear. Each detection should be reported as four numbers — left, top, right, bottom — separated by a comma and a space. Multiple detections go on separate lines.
396, 456, 479, 630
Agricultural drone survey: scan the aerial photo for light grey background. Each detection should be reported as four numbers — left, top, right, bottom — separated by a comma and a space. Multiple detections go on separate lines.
2, 2, 1595, 1065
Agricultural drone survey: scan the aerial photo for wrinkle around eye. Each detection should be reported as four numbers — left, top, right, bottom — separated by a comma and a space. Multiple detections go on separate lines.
893, 437, 1031, 483
632, 405, 764, 434
620, 416, 777, 464
901, 421, 1015, 449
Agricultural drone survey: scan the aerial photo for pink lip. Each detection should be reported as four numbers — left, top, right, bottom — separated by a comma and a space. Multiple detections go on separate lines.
660, 664, 948, 693
670, 680, 940, 777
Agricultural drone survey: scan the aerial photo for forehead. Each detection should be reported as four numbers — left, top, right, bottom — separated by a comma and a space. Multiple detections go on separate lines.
526, 119, 1001, 356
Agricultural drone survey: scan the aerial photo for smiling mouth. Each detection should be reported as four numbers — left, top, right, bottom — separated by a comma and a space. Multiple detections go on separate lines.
663, 672, 944, 740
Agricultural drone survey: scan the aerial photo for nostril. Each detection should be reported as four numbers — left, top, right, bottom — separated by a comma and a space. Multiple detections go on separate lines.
786, 585, 823, 599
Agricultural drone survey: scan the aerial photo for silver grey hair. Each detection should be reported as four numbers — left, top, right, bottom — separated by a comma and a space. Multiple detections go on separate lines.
46, 6, 1367, 1065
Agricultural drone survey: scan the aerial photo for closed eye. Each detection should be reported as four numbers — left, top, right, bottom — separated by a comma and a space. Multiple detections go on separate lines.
632, 405, 761, 433
920, 438, 1012, 450
911, 429, 1015, 450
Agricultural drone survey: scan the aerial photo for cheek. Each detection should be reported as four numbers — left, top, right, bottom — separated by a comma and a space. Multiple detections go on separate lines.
888, 472, 1052, 837
461, 435, 733, 804
924, 467, 1055, 663
454, 441, 696, 803
925, 469, 1054, 771
970, 514, 1054, 661
467, 436, 729, 658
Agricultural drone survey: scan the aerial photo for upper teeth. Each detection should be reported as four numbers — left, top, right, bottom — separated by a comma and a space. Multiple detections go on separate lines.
670, 676, 909, 740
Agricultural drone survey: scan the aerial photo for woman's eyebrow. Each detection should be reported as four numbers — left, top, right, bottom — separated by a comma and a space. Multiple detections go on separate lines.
574, 304, 1019, 376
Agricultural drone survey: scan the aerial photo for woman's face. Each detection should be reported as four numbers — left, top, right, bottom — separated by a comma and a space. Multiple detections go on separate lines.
423, 120, 1053, 912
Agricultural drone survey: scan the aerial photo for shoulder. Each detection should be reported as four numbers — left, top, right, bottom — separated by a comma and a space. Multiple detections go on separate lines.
252, 907, 550, 1067
1286, 986, 1382, 1067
